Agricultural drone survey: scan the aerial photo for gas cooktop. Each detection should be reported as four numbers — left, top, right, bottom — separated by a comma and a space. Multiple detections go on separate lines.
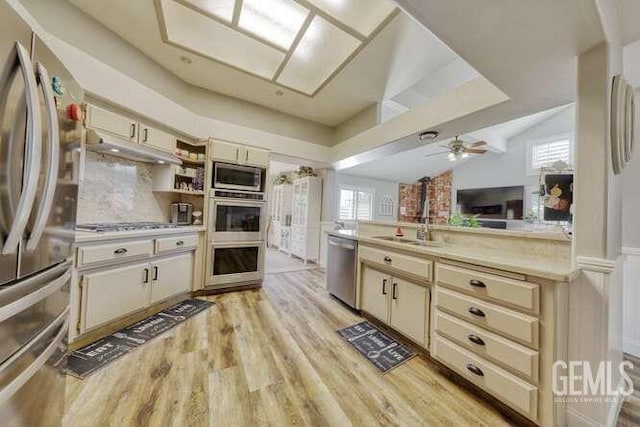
75, 222, 178, 233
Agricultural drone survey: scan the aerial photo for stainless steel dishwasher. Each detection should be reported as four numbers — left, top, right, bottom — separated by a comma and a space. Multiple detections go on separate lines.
327, 235, 358, 308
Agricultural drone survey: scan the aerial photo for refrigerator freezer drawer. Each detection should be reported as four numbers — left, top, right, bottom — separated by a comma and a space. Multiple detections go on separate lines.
0, 310, 68, 426
0, 262, 70, 365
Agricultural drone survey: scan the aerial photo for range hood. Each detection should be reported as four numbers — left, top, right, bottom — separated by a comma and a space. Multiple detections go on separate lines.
85, 130, 182, 165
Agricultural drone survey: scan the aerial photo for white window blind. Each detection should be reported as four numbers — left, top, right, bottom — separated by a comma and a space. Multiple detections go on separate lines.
338, 187, 373, 221
530, 139, 571, 171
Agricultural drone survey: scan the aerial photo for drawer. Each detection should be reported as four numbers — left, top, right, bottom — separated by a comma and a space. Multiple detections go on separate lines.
359, 245, 432, 281
435, 287, 539, 348
77, 239, 153, 268
155, 234, 198, 254
434, 311, 539, 382
432, 336, 538, 421
437, 264, 540, 313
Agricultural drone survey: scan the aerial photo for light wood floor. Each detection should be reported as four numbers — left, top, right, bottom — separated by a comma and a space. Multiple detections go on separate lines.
618, 354, 640, 426
63, 269, 511, 426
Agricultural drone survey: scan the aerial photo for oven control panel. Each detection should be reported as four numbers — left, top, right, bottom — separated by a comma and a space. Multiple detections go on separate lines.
213, 190, 265, 201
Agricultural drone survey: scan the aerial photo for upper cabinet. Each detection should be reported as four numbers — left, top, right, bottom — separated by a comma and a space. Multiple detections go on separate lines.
211, 140, 269, 167
85, 104, 176, 153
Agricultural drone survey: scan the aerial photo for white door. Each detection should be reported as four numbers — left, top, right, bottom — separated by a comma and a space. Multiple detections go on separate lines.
212, 141, 240, 163
140, 124, 175, 153
389, 277, 428, 346
361, 266, 390, 322
86, 104, 137, 141
150, 253, 193, 304
82, 262, 150, 331
244, 147, 270, 167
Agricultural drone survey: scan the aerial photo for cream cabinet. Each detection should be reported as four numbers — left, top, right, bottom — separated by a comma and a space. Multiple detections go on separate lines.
85, 104, 137, 142
85, 104, 176, 153
150, 253, 192, 304
211, 140, 270, 167
82, 262, 150, 331
390, 277, 429, 345
290, 176, 322, 263
360, 265, 429, 347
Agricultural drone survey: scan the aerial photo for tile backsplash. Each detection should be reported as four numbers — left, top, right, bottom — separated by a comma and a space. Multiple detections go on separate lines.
77, 152, 173, 224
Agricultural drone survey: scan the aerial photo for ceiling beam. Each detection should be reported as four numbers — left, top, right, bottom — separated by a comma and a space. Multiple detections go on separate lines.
232, 0, 242, 26
293, 0, 367, 41
272, 12, 315, 82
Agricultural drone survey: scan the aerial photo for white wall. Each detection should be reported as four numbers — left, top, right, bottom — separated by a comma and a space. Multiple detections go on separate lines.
451, 105, 575, 211
335, 173, 399, 224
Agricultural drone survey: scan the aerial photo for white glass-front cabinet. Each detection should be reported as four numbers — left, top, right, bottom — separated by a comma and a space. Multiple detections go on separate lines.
290, 176, 322, 263
270, 183, 293, 252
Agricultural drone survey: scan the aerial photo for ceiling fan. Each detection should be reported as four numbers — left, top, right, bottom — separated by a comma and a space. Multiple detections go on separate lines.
424, 136, 488, 162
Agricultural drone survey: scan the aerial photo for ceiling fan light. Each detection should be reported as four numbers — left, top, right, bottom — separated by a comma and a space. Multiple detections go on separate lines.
448, 152, 456, 162
462, 152, 469, 159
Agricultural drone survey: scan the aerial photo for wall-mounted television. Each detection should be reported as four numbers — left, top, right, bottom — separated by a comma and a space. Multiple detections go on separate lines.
456, 186, 525, 220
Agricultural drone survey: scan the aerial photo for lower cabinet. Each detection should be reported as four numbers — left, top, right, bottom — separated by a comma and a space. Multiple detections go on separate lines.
83, 261, 150, 331
360, 265, 430, 347
81, 253, 193, 332
150, 253, 192, 304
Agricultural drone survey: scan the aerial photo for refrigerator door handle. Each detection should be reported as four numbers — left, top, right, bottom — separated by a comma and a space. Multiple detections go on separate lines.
1, 42, 42, 256
0, 309, 68, 404
25, 62, 59, 252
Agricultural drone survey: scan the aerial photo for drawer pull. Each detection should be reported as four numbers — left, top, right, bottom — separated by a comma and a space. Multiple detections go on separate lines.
467, 334, 485, 346
382, 279, 387, 295
392, 282, 398, 300
175, 240, 184, 246
466, 363, 485, 377
468, 307, 485, 317
383, 256, 392, 262
469, 279, 486, 288
113, 248, 128, 255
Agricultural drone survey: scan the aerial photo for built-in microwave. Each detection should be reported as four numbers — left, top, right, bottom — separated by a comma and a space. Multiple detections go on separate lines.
213, 162, 263, 192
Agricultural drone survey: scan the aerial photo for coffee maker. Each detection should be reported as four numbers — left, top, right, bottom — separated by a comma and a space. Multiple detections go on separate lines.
170, 202, 193, 225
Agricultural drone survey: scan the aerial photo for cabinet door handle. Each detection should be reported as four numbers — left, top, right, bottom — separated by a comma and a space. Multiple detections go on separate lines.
143, 127, 149, 142
469, 279, 486, 288
468, 307, 485, 317
466, 363, 484, 377
467, 334, 485, 346
153, 266, 158, 281
382, 279, 387, 295
383, 256, 392, 263
235, 148, 239, 162
130, 123, 136, 138
176, 240, 184, 246
392, 283, 398, 300
143, 268, 149, 284
113, 247, 128, 255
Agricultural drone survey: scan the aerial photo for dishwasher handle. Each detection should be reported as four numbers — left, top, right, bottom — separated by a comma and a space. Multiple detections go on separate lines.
328, 239, 355, 251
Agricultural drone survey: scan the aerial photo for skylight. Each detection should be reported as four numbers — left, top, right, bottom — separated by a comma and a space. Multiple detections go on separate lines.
161, 0, 397, 96
239, 0, 309, 50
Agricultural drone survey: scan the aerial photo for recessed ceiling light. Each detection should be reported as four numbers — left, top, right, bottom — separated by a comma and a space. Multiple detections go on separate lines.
180, 56, 192, 64
418, 130, 439, 141
110, 148, 120, 153
239, 0, 309, 49
275, 90, 284, 96
157, 160, 166, 164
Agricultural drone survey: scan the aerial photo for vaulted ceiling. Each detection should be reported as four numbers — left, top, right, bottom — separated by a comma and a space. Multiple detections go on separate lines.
66, 0, 474, 126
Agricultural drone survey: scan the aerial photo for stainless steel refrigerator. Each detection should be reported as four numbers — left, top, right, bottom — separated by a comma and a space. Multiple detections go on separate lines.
0, 1, 82, 424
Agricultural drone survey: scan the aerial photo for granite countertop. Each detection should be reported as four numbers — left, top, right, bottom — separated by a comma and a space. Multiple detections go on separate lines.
326, 229, 578, 282
46, 225, 206, 243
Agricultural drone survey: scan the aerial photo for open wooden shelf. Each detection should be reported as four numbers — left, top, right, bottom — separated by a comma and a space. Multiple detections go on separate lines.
176, 155, 205, 165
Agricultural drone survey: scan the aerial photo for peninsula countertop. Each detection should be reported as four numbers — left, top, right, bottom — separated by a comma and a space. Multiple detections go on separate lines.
326, 229, 578, 282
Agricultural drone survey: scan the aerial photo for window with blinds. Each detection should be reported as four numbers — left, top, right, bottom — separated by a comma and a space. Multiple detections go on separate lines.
526, 136, 573, 175
338, 187, 374, 221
